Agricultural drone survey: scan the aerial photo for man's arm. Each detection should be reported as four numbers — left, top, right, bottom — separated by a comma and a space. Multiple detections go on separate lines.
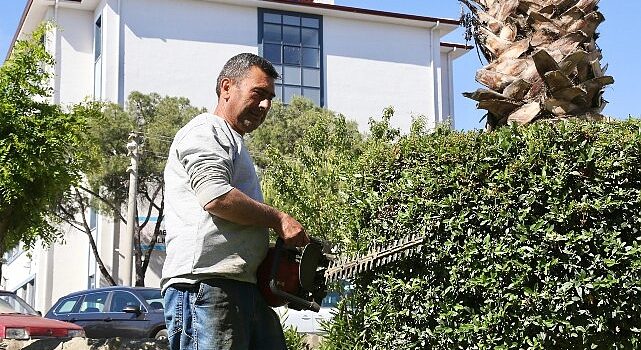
203, 188, 310, 247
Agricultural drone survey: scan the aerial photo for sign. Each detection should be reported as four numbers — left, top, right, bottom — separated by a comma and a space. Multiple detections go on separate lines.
138, 216, 166, 252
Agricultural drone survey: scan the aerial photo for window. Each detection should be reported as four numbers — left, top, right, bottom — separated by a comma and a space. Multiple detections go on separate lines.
259, 9, 322, 106
16, 279, 35, 308
79, 292, 108, 312
94, 16, 102, 61
87, 274, 95, 290
89, 207, 98, 231
138, 289, 164, 310
55, 296, 81, 314
109, 291, 142, 312
3, 245, 22, 265
0, 293, 38, 316
94, 15, 103, 100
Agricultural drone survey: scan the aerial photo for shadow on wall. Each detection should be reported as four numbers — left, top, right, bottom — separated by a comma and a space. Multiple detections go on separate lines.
147, 249, 166, 288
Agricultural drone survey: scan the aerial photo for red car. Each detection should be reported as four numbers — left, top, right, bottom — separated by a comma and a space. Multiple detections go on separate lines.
0, 290, 84, 340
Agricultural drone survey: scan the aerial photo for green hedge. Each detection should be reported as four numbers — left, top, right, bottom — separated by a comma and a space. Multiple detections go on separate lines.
322, 119, 641, 349
254, 101, 641, 348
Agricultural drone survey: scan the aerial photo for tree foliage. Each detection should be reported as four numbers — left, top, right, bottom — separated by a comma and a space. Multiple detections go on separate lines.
248, 97, 364, 245
0, 23, 93, 268
57, 92, 203, 286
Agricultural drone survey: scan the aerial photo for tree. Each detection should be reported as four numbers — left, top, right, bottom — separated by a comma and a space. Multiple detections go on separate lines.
128, 92, 204, 286
0, 23, 93, 280
460, 0, 613, 130
247, 97, 365, 246
55, 101, 133, 286
57, 92, 203, 286
247, 97, 361, 167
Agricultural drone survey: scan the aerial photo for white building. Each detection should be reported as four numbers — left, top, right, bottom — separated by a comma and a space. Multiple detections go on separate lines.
3, 0, 469, 313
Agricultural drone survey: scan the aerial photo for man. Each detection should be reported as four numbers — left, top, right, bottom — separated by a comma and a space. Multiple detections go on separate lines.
162, 53, 310, 350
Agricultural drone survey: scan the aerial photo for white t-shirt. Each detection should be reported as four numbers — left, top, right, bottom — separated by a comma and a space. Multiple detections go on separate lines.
161, 113, 268, 290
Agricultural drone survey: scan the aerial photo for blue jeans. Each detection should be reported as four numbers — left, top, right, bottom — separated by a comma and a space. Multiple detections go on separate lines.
163, 278, 287, 350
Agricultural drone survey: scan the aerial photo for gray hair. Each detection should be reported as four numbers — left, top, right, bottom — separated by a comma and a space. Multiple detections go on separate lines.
216, 53, 279, 97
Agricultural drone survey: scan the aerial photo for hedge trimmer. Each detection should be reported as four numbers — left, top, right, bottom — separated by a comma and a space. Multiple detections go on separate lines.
257, 233, 427, 312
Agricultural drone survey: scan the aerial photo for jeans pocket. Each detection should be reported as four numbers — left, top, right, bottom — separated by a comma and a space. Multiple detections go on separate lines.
194, 281, 207, 305
164, 287, 184, 339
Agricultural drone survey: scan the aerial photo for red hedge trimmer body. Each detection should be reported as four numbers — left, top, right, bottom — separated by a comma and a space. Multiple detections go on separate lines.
257, 234, 427, 312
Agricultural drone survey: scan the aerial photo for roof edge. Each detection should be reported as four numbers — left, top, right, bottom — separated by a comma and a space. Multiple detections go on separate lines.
440, 42, 473, 50
260, 0, 460, 25
5, 0, 33, 63
440, 42, 472, 60
6, 0, 464, 63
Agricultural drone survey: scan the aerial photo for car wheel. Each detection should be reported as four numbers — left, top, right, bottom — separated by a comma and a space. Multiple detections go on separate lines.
154, 329, 168, 341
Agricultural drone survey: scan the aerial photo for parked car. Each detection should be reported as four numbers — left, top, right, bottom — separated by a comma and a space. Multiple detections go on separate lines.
275, 291, 342, 334
45, 286, 166, 340
0, 290, 84, 340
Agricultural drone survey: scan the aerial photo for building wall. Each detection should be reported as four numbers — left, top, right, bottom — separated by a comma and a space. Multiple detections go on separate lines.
0, 24, 99, 306
109, 0, 450, 131
98, 213, 119, 286
47, 226, 94, 311
3, 224, 91, 314
323, 16, 439, 132
2, 247, 36, 306
3, 212, 166, 313
51, 8, 95, 106
119, 0, 257, 109
99, 0, 121, 103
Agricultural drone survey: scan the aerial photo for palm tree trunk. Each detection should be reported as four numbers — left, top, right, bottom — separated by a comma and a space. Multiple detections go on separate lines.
460, 0, 613, 130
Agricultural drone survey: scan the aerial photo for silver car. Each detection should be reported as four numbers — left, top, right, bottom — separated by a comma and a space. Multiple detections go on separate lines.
275, 291, 341, 334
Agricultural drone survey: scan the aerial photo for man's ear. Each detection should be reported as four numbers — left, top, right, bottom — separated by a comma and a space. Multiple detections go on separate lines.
220, 77, 233, 100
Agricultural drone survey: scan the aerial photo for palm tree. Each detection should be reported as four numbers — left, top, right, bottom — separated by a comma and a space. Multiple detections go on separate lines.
460, 0, 613, 131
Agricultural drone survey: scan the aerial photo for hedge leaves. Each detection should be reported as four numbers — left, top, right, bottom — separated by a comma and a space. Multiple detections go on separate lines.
255, 101, 641, 349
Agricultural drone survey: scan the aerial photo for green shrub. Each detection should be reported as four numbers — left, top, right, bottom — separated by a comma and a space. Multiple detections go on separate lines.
323, 119, 641, 349
283, 325, 310, 350
254, 99, 641, 348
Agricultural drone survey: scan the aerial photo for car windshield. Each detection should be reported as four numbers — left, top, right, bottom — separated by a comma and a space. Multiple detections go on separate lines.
138, 289, 164, 310
321, 280, 353, 308
0, 293, 39, 316
321, 292, 340, 308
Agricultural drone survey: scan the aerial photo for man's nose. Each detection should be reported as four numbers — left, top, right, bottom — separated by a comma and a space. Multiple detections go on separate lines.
259, 98, 271, 111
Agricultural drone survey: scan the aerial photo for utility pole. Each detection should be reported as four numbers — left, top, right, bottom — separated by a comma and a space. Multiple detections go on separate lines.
123, 132, 139, 286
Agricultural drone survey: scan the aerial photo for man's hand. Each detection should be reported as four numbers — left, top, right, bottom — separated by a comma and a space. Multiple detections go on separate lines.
275, 212, 310, 247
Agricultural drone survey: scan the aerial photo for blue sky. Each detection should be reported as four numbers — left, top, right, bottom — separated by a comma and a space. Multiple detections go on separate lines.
1, 0, 639, 131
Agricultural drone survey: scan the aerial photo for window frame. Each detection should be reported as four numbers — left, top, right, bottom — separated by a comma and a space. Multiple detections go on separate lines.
93, 14, 103, 100
53, 295, 83, 315
78, 291, 109, 313
258, 8, 324, 106
3, 244, 23, 265
107, 290, 147, 313
94, 16, 102, 62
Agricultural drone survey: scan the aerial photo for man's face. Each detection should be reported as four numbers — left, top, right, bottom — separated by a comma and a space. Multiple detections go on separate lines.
224, 66, 275, 135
